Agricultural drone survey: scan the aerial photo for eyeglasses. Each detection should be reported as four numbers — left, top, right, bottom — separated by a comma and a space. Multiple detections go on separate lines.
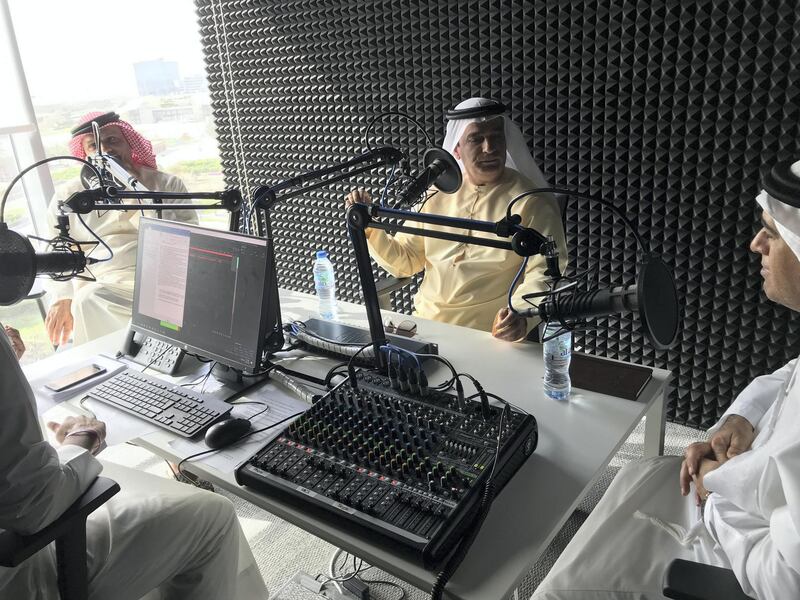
383, 318, 417, 338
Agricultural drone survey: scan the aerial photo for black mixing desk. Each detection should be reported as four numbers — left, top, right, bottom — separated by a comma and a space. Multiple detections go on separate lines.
236, 370, 537, 567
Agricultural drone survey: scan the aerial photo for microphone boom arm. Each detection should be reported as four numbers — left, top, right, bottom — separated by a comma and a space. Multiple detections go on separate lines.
62, 188, 243, 231
347, 202, 553, 369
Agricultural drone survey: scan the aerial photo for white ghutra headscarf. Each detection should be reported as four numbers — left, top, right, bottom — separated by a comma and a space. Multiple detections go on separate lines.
757, 159, 800, 261
441, 97, 550, 190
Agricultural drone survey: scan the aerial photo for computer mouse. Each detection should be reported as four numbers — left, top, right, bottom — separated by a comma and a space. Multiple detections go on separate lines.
204, 417, 252, 449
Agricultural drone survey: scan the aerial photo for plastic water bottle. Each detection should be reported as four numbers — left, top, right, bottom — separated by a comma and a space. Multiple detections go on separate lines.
542, 323, 572, 400
313, 250, 338, 320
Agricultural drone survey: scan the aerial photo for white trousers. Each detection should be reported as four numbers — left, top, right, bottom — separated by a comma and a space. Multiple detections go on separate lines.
531, 456, 729, 600
71, 281, 134, 346
0, 460, 267, 600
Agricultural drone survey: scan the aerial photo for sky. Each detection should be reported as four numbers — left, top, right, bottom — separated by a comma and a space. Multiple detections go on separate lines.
8, 0, 207, 104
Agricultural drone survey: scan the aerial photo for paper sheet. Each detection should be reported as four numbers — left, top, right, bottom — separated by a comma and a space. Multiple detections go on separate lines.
169, 383, 310, 474
31, 354, 128, 412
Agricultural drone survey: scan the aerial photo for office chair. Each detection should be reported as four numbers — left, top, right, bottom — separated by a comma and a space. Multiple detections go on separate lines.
0, 477, 120, 600
662, 558, 755, 600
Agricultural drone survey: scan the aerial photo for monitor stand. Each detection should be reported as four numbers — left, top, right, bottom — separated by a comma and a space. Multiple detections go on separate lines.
205, 363, 270, 403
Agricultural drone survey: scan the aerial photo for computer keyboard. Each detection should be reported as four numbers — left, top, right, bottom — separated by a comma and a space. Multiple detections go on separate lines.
85, 370, 231, 438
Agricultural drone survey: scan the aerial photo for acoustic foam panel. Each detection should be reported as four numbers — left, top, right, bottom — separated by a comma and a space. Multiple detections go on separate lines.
196, 0, 800, 428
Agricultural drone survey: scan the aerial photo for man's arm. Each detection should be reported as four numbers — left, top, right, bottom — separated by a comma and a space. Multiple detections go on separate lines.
708, 359, 796, 437
704, 493, 800, 600
0, 327, 104, 534
507, 193, 568, 334
43, 190, 77, 345
345, 189, 426, 278
159, 174, 199, 224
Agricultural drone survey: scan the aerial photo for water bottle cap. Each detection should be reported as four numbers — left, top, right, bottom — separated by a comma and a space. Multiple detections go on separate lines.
315, 250, 328, 259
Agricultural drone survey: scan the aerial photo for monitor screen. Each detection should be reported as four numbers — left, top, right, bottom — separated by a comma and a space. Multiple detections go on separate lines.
132, 218, 275, 372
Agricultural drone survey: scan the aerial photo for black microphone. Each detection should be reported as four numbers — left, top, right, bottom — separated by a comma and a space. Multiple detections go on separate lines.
522, 256, 679, 350
0, 220, 98, 306
396, 147, 462, 207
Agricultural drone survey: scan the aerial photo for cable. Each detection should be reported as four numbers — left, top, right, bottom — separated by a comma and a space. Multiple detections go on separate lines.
379, 163, 398, 207
175, 408, 305, 477
75, 213, 114, 262
506, 256, 529, 316
140, 346, 173, 373
504, 187, 646, 251
0, 155, 102, 223
364, 111, 433, 152
175, 377, 349, 477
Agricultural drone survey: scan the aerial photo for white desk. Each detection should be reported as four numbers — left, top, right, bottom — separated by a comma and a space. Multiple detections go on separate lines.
27, 289, 670, 600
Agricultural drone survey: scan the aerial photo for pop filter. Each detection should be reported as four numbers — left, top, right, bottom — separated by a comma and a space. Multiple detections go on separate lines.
523, 254, 679, 350
0, 223, 36, 306
422, 147, 461, 193
395, 147, 462, 206
636, 255, 679, 350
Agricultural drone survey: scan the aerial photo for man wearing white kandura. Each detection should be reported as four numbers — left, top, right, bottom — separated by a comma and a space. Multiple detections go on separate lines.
44, 110, 197, 347
346, 97, 567, 342
532, 159, 800, 600
0, 323, 268, 599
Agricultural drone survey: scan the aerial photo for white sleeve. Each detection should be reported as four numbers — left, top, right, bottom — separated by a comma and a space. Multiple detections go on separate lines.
0, 328, 102, 534
708, 359, 796, 434
704, 497, 800, 600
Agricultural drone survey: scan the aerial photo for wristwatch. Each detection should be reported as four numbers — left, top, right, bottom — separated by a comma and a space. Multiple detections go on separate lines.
65, 428, 104, 455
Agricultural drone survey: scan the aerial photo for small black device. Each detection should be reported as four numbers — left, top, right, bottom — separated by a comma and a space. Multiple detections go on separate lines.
121, 329, 185, 375
86, 370, 231, 438
45, 364, 107, 392
236, 370, 537, 568
130, 218, 283, 387
204, 417, 253, 449
290, 318, 438, 364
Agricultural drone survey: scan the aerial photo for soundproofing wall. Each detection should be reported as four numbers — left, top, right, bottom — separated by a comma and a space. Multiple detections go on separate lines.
196, 0, 800, 429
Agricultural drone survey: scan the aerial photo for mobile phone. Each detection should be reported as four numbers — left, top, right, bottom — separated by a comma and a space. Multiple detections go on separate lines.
45, 364, 107, 392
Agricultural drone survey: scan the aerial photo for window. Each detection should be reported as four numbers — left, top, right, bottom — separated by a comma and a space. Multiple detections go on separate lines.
1, 0, 226, 362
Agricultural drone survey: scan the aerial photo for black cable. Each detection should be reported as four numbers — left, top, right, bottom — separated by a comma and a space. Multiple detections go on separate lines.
364, 111, 433, 152
0, 155, 102, 223
175, 377, 350, 477
430, 406, 508, 600
140, 346, 173, 373
504, 187, 646, 251
346, 341, 378, 387
176, 409, 305, 477
75, 213, 114, 262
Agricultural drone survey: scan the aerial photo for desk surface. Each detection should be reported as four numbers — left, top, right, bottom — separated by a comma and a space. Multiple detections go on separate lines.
27, 289, 671, 600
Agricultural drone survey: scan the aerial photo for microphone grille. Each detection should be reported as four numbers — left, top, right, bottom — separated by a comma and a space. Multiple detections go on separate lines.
0, 225, 36, 306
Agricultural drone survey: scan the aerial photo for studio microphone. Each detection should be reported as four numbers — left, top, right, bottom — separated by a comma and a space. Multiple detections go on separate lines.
395, 147, 462, 207
520, 255, 679, 350
0, 219, 98, 306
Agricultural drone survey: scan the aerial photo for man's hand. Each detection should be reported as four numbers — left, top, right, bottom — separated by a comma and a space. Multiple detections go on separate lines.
693, 458, 720, 505
45, 299, 74, 346
345, 188, 372, 209
492, 308, 528, 342
4, 325, 25, 360
709, 414, 755, 464
679, 414, 755, 497
47, 415, 107, 453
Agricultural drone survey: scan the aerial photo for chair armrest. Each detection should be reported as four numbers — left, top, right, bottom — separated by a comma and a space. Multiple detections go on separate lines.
663, 559, 755, 600
0, 477, 120, 567
375, 276, 413, 310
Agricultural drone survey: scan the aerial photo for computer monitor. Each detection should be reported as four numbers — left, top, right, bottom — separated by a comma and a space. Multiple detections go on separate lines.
131, 218, 280, 374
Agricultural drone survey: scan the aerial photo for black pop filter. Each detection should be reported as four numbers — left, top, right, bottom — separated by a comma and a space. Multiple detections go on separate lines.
423, 147, 461, 193
636, 255, 679, 350
0, 223, 36, 306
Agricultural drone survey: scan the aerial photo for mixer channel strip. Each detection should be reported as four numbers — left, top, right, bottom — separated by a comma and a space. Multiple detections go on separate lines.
236, 371, 537, 567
